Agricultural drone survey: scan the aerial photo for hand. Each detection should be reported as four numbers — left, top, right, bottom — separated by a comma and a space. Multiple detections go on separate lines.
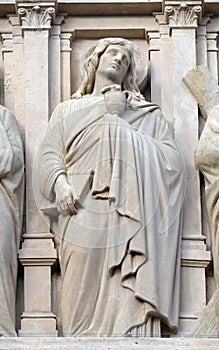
54, 174, 80, 216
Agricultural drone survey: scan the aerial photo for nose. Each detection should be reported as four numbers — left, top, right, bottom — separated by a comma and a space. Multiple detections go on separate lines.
114, 52, 123, 63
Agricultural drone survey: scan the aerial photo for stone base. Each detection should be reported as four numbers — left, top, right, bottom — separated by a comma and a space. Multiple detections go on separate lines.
0, 337, 219, 350
19, 313, 58, 337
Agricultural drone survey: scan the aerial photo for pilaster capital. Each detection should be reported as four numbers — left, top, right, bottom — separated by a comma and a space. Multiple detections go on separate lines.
1, 33, 13, 53
206, 32, 219, 52
147, 32, 160, 48
16, 0, 57, 30
60, 32, 74, 52
154, 13, 170, 37
164, 1, 203, 28
147, 32, 160, 60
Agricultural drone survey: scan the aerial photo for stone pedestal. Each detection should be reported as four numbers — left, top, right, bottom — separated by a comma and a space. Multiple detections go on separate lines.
19, 233, 57, 337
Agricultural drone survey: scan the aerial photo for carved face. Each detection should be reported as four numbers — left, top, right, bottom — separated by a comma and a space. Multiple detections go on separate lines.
96, 44, 131, 85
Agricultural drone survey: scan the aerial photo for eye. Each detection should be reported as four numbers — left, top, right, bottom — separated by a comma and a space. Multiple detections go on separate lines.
122, 55, 129, 66
107, 49, 117, 56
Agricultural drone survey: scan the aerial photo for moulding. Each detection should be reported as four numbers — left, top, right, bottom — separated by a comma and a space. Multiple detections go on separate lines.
0, 337, 219, 349
1, 1, 219, 18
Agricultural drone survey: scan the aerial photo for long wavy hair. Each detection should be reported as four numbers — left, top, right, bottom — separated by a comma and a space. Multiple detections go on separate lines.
72, 38, 141, 99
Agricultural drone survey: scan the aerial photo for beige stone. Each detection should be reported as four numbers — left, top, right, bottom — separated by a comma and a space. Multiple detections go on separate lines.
0, 337, 219, 350
184, 66, 219, 336
192, 289, 219, 337
183, 65, 219, 119
0, 105, 24, 336
0, 0, 217, 341
34, 37, 185, 337
19, 233, 57, 336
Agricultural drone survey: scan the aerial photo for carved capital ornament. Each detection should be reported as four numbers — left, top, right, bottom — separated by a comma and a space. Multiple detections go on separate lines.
165, 2, 202, 28
18, 5, 55, 29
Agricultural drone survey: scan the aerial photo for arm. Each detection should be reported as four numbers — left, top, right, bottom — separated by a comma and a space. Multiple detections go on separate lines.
36, 101, 81, 216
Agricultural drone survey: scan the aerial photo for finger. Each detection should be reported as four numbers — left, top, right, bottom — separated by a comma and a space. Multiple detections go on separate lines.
68, 202, 78, 215
70, 188, 80, 204
62, 209, 69, 217
65, 193, 74, 205
65, 195, 77, 213
60, 194, 72, 209
73, 195, 81, 207
60, 199, 73, 217
57, 205, 68, 217
59, 200, 66, 213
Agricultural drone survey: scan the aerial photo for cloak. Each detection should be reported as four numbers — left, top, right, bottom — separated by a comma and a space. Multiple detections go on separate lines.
35, 95, 185, 336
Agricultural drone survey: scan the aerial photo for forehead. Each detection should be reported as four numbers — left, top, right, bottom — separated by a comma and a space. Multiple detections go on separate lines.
104, 44, 130, 58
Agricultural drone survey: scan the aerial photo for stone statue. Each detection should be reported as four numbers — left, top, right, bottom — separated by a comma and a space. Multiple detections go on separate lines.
34, 38, 185, 337
0, 106, 24, 336
183, 65, 219, 289
195, 106, 219, 335
183, 65, 219, 336
195, 105, 219, 287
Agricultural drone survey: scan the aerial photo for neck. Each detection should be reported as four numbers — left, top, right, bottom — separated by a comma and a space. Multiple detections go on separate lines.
91, 73, 121, 96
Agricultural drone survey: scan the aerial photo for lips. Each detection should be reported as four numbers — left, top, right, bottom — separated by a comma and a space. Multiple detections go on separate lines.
110, 62, 120, 69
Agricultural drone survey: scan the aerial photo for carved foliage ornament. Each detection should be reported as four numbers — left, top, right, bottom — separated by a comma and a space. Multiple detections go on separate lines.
18, 6, 55, 29
165, 2, 202, 27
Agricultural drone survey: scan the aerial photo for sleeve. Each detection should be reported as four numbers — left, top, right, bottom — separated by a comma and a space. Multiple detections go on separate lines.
34, 103, 67, 203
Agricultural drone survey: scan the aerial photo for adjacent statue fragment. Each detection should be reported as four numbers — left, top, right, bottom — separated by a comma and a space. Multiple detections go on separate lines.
184, 65, 219, 289
183, 65, 219, 336
0, 106, 24, 336
34, 38, 185, 337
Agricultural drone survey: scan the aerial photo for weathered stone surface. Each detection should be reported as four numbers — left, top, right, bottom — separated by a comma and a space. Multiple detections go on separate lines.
183, 65, 219, 119
192, 289, 219, 337
0, 106, 24, 337
0, 0, 218, 340
183, 65, 219, 337
0, 337, 219, 350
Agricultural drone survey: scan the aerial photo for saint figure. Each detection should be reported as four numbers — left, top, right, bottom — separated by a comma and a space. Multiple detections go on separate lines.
35, 38, 185, 337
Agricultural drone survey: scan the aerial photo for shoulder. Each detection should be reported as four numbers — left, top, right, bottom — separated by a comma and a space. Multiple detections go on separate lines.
129, 96, 159, 110
0, 105, 14, 121
49, 99, 80, 126
52, 99, 80, 114
0, 105, 20, 130
50, 96, 103, 122
129, 98, 164, 119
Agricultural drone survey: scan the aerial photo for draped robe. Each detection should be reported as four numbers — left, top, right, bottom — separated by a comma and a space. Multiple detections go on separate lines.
0, 106, 24, 336
35, 95, 185, 336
